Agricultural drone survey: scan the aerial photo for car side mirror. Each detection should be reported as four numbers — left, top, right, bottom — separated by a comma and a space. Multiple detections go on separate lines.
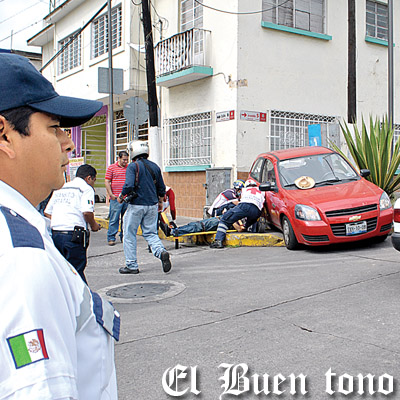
360, 169, 370, 178
259, 182, 278, 192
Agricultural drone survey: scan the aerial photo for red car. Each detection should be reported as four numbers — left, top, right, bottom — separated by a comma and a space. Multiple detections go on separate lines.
248, 146, 393, 250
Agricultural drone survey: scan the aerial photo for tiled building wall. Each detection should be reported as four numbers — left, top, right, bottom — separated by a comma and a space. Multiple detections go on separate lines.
237, 171, 248, 182
163, 171, 207, 218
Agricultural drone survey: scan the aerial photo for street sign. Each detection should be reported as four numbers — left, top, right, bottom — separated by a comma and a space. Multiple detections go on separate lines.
240, 111, 267, 122
216, 110, 235, 122
98, 67, 124, 94
123, 96, 148, 126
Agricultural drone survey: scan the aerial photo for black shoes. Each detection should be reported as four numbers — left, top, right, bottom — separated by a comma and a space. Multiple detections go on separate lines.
169, 221, 178, 229
161, 251, 172, 273
210, 240, 224, 249
119, 266, 139, 274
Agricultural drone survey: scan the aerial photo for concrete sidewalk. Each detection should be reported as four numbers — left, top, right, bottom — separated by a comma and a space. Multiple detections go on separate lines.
94, 203, 284, 247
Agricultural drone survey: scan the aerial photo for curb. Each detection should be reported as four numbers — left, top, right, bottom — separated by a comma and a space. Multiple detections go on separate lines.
95, 216, 285, 247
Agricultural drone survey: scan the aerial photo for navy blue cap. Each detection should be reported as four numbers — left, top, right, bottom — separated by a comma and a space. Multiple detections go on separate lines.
0, 53, 103, 127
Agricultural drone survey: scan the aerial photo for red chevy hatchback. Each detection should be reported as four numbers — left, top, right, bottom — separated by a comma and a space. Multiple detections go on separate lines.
248, 146, 393, 250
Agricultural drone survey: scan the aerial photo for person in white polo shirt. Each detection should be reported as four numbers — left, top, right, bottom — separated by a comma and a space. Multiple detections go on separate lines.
0, 53, 119, 399
45, 164, 101, 284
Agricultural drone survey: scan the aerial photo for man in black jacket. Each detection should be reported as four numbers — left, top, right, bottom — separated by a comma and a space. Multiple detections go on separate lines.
117, 141, 171, 274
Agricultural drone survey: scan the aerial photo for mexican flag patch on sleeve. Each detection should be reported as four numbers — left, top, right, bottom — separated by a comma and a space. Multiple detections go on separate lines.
7, 329, 49, 369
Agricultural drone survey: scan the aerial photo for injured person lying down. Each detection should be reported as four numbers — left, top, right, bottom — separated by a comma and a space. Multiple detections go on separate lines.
167, 216, 245, 237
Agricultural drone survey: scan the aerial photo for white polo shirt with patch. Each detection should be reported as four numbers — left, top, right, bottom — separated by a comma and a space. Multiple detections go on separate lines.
0, 180, 119, 400
45, 177, 95, 231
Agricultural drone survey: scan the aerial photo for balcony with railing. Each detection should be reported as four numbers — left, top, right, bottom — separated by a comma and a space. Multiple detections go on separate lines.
155, 28, 213, 88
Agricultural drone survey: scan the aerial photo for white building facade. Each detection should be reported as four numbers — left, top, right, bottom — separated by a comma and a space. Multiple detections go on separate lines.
30, 0, 400, 216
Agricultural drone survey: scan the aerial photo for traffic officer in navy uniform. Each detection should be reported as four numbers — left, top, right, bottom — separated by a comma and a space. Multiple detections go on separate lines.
0, 53, 119, 399
45, 164, 101, 284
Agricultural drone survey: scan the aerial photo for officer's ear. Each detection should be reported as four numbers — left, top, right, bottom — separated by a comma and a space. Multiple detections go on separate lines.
0, 116, 16, 159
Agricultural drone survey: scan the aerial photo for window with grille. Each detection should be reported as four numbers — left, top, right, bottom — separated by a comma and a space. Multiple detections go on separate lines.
113, 110, 148, 161
181, 0, 204, 57
270, 110, 337, 151
181, 0, 203, 31
366, 0, 388, 41
164, 112, 211, 167
262, 0, 325, 34
58, 31, 81, 74
91, 4, 122, 59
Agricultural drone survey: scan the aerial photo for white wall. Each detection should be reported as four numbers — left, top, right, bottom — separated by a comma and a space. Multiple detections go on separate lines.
40, 0, 399, 173
156, 0, 400, 173
40, 0, 147, 105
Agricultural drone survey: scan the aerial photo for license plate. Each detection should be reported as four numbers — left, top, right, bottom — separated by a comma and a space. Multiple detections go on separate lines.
346, 221, 367, 235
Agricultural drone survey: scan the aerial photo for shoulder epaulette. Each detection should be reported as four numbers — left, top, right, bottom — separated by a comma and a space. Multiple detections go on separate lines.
0, 206, 44, 249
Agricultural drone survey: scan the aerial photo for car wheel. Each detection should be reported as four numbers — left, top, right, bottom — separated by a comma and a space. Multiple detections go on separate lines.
257, 217, 267, 233
282, 216, 299, 250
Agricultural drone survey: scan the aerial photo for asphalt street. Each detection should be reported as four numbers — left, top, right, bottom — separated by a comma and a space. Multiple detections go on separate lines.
86, 229, 400, 400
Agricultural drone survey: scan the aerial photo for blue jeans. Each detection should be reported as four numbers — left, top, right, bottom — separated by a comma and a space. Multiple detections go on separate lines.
123, 204, 166, 270
107, 199, 127, 242
172, 217, 220, 236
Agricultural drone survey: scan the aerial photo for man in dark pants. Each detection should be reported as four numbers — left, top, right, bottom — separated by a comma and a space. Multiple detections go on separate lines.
210, 181, 265, 248
45, 164, 101, 283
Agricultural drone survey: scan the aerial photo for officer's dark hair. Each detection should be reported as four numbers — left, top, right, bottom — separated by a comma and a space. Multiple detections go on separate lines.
0, 106, 38, 136
76, 164, 97, 179
118, 150, 129, 158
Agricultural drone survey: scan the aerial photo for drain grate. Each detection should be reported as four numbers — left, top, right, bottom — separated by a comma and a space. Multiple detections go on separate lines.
98, 280, 186, 304
106, 282, 171, 299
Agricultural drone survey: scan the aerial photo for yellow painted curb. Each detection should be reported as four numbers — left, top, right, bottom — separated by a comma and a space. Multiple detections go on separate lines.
96, 217, 110, 230
164, 231, 284, 247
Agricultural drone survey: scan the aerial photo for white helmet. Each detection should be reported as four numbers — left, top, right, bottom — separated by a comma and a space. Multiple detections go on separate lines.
129, 140, 149, 160
245, 179, 255, 187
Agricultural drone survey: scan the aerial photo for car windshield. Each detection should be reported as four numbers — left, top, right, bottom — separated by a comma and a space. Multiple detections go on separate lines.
279, 153, 359, 188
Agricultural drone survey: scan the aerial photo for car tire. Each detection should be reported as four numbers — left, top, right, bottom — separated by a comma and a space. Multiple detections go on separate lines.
257, 217, 267, 233
282, 216, 299, 250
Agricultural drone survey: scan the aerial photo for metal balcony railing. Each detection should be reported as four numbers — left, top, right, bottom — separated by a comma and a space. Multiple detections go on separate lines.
155, 28, 211, 77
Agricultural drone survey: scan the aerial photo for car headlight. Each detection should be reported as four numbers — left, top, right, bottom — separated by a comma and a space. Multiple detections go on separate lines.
295, 204, 321, 221
380, 191, 391, 211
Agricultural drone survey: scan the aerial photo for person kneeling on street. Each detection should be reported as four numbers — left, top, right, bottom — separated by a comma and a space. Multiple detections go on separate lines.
207, 179, 245, 217
118, 140, 172, 274
210, 180, 265, 248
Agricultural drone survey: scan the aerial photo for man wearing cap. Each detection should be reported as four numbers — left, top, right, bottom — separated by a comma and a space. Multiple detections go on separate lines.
0, 53, 119, 399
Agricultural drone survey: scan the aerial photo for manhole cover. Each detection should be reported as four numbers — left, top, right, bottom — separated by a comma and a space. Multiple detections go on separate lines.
106, 282, 171, 298
97, 280, 186, 304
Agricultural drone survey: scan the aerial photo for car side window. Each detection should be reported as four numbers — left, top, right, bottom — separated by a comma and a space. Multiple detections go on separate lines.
261, 160, 276, 184
250, 158, 264, 182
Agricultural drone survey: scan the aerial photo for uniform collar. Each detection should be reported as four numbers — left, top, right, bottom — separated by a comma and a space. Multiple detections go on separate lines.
73, 176, 94, 191
0, 180, 48, 233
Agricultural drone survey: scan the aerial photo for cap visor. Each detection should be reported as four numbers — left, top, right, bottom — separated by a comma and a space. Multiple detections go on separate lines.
28, 95, 103, 127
